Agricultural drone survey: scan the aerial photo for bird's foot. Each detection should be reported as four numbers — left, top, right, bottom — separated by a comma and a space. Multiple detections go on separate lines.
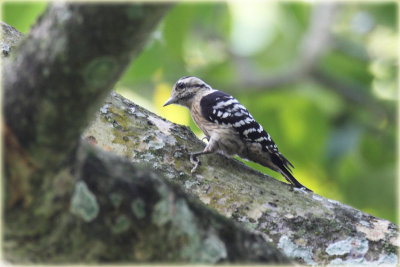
190, 153, 201, 173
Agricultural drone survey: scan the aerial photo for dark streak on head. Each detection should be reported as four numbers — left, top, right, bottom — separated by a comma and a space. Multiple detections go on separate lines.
168, 76, 212, 107
178, 92, 196, 103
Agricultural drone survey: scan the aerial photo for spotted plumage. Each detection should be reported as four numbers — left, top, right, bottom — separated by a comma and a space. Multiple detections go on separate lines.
163, 76, 310, 191
200, 91, 278, 152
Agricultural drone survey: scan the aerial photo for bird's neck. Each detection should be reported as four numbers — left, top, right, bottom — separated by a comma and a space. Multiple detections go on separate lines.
188, 88, 216, 111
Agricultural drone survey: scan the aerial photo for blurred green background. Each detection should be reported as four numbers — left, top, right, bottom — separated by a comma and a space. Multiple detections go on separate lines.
2, 2, 398, 223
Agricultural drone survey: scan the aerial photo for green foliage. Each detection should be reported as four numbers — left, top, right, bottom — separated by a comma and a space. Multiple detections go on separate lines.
3, 2, 397, 223
2, 2, 47, 34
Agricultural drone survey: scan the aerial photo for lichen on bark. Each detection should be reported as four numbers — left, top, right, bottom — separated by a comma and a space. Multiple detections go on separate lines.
83, 91, 398, 265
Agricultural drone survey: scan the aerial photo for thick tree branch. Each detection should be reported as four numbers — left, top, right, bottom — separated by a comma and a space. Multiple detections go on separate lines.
83, 92, 398, 265
1, 22, 24, 57
4, 139, 288, 263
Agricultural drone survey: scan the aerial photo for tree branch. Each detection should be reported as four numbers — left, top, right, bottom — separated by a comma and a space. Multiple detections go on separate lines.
1, 22, 24, 57
4, 138, 288, 263
310, 68, 387, 118
83, 92, 398, 265
228, 2, 338, 92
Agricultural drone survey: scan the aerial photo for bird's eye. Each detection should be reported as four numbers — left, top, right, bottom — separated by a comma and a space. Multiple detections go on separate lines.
176, 82, 185, 90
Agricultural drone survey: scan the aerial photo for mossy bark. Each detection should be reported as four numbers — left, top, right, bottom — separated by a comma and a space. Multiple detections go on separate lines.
83, 92, 399, 265
3, 3, 171, 170
5, 140, 287, 263
2, 5, 288, 265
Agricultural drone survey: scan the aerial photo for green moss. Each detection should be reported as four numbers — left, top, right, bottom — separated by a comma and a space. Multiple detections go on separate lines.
382, 241, 397, 254
152, 188, 172, 226
243, 221, 258, 230
111, 129, 129, 146
198, 235, 227, 263
109, 193, 124, 208
106, 116, 114, 123
173, 199, 197, 235
174, 154, 189, 171
124, 130, 141, 139
108, 107, 128, 128
131, 198, 146, 219
111, 215, 131, 234
34, 190, 57, 218
102, 105, 155, 154
151, 184, 215, 261
70, 181, 99, 222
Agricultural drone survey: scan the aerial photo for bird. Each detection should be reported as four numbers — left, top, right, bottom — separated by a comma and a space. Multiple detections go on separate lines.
163, 76, 310, 191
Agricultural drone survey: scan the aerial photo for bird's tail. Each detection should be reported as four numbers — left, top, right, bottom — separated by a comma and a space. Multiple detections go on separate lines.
273, 154, 312, 192
280, 165, 312, 192
243, 148, 312, 192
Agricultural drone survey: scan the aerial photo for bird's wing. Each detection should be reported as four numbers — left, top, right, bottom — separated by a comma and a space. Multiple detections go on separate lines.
200, 91, 284, 155
199, 90, 307, 188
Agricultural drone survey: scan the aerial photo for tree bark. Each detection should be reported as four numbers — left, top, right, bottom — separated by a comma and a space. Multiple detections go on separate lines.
83, 91, 399, 266
3, 2, 171, 170
4, 137, 288, 263
2, 5, 288, 265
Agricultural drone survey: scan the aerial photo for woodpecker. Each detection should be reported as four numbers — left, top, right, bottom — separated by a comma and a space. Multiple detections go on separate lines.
163, 76, 310, 191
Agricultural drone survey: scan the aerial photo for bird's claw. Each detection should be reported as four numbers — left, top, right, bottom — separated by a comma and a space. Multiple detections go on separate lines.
190, 154, 201, 173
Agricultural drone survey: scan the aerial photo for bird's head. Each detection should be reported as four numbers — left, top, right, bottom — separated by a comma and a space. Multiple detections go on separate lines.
163, 76, 211, 108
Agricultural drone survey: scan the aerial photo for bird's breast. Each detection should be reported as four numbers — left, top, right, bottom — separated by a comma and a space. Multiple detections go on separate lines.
191, 102, 246, 156
190, 103, 214, 138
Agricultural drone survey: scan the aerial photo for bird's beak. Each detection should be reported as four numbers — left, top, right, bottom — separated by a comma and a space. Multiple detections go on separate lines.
163, 96, 176, 107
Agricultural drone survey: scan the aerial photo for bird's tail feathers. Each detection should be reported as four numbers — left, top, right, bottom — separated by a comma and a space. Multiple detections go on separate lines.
272, 154, 312, 192
280, 166, 312, 192
279, 154, 294, 172
244, 149, 312, 191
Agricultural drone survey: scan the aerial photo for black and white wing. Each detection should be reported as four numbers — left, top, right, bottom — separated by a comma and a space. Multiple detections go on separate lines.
199, 90, 303, 187
200, 90, 280, 154
199, 90, 310, 190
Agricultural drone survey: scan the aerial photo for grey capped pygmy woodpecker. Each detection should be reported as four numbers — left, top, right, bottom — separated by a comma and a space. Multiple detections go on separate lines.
163, 76, 310, 191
